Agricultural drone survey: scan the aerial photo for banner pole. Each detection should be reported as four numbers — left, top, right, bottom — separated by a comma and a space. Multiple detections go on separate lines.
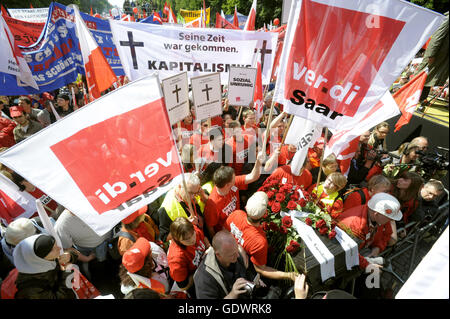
261, 101, 275, 153
315, 127, 328, 194
237, 105, 243, 121
281, 114, 294, 144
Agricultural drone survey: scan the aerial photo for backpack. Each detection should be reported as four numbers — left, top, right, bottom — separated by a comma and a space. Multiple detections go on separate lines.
343, 187, 367, 206
107, 224, 136, 260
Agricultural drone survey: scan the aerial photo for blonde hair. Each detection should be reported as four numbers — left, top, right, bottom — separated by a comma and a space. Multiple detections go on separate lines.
322, 154, 337, 167
327, 172, 347, 191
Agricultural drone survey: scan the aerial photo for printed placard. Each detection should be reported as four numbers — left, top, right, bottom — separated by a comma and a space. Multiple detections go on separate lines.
227, 66, 257, 106
191, 72, 222, 121
161, 72, 190, 125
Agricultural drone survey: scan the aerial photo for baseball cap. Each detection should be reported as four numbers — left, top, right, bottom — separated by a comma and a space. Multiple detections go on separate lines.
246, 191, 269, 220
33, 234, 56, 259
367, 193, 402, 221
5, 218, 37, 246
9, 106, 24, 117
122, 237, 151, 273
122, 206, 148, 224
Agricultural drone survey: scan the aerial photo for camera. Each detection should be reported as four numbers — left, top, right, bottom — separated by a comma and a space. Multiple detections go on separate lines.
416, 147, 449, 180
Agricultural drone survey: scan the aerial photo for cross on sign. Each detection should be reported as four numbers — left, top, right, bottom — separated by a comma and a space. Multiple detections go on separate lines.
172, 84, 181, 103
254, 40, 272, 74
202, 84, 213, 101
119, 31, 144, 70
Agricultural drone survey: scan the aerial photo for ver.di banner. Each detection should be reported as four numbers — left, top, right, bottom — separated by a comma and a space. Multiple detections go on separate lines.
110, 19, 277, 85
0, 74, 183, 236
273, 0, 444, 130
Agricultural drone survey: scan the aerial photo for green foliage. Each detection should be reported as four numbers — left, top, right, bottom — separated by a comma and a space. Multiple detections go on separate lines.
409, 0, 449, 14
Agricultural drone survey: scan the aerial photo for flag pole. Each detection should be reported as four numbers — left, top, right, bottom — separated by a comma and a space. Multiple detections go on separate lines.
315, 127, 328, 193
261, 100, 275, 153
281, 114, 294, 144
237, 105, 243, 121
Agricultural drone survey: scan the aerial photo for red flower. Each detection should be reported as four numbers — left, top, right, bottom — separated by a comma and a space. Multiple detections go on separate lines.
282, 215, 293, 228
287, 200, 297, 210
286, 240, 300, 254
267, 190, 275, 199
298, 198, 307, 207
262, 222, 269, 231
290, 193, 299, 201
311, 192, 318, 199
326, 205, 332, 213
275, 193, 285, 202
315, 219, 326, 229
285, 183, 294, 190
328, 230, 337, 240
271, 202, 281, 213
280, 226, 288, 234
302, 191, 310, 200
319, 226, 329, 235
305, 217, 313, 226
317, 201, 325, 209
269, 222, 278, 231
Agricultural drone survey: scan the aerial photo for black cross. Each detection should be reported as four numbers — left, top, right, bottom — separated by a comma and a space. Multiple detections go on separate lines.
172, 84, 181, 103
119, 31, 144, 70
254, 40, 272, 73
202, 84, 213, 101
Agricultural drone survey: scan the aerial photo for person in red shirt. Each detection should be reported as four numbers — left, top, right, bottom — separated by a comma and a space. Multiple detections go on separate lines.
336, 192, 403, 270
203, 152, 265, 238
167, 217, 210, 298
241, 109, 259, 142
264, 160, 313, 191
198, 127, 232, 166
0, 117, 16, 148
225, 191, 297, 282
343, 175, 392, 211
225, 121, 257, 176
189, 119, 210, 148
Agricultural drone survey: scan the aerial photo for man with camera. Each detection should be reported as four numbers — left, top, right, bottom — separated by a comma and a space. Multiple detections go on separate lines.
409, 179, 446, 223
193, 230, 255, 299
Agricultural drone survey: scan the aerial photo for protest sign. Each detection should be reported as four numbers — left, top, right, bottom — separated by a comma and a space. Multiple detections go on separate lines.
0, 74, 183, 236
110, 19, 277, 85
161, 72, 190, 125
180, 7, 210, 24
227, 66, 257, 107
0, 2, 124, 96
191, 72, 222, 121
4, 15, 44, 46
9, 7, 49, 23
273, 0, 444, 130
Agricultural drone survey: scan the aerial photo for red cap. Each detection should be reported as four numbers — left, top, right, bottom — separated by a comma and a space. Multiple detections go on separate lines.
9, 106, 24, 118
122, 206, 148, 224
122, 237, 151, 273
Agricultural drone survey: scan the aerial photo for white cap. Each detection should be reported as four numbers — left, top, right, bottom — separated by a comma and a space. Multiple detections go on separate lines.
246, 191, 269, 220
367, 193, 402, 221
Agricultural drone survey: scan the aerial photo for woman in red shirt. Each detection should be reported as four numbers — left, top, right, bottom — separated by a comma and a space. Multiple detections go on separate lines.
167, 217, 210, 298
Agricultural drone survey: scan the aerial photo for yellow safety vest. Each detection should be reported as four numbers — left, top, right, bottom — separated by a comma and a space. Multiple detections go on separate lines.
161, 188, 205, 222
314, 184, 340, 207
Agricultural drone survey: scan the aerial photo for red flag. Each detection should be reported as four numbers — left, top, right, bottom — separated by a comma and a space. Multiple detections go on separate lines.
90, 7, 93, 16
244, 0, 257, 31
153, 12, 163, 24
1, 5, 8, 16
29, 3, 33, 9
233, 5, 239, 28
143, 9, 147, 18
215, 12, 239, 29
74, 6, 117, 100
168, 5, 177, 24
163, 2, 170, 16
394, 70, 428, 132
253, 58, 264, 121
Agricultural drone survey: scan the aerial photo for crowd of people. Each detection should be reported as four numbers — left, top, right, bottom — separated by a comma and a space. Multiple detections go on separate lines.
0, 62, 448, 300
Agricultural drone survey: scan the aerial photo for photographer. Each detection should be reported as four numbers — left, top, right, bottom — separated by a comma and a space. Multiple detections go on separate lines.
381, 142, 423, 179
409, 179, 446, 223
347, 131, 378, 186
193, 230, 255, 299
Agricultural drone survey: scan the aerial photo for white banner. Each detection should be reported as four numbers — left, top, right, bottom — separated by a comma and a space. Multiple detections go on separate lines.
9, 8, 49, 23
274, 0, 444, 130
227, 66, 257, 107
0, 74, 183, 236
161, 72, 190, 126
333, 226, 359, 270
282, 211, 335, 282
191, 72, 222, 121
110, 20, 277, 84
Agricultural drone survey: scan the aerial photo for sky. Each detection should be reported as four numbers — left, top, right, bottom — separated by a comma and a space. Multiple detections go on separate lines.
108, 0, 125, 8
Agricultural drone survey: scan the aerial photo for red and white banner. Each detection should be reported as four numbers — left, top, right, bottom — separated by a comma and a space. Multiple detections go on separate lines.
3, 15, 44, 47
244, 0, 257, 31
253, 55, 264, 121
72, 5, 117, 100
324, 91, 400, 175
394, 70, 428, 132
0, 174, 37, 225
273, 0, 444, 130
0, 75, 183, 236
